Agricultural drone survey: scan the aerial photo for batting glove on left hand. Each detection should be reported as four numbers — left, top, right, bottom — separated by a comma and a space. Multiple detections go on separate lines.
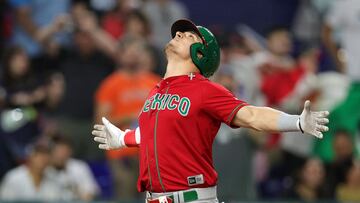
299, 100, 329, 139
92, 117, 128, 150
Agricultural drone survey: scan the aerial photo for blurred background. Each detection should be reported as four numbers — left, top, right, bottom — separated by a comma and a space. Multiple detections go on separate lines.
0, 0, 360, 202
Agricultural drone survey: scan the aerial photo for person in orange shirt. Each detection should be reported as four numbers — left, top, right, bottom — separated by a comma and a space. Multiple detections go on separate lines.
95, 37, 160, 199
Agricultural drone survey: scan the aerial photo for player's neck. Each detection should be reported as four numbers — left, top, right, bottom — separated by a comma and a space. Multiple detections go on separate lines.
164, 59, 199, 79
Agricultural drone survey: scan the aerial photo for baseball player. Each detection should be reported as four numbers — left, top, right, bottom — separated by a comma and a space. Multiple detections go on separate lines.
92, 19, 329, 203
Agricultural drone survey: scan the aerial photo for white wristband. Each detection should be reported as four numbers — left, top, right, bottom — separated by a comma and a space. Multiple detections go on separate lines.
135, 127, 141, 144
277, 112, 301, 132
119, 129, 130, 147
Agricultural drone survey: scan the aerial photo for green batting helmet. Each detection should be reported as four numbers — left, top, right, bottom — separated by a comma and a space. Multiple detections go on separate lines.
171, 19, 220, 78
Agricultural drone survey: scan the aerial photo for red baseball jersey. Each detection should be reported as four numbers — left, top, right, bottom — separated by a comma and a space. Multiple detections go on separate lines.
137, 73, 248, 192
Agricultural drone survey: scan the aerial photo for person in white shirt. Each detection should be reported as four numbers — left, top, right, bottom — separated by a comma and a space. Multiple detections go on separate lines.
0, 143, 61, 201
48, 136, 100, 201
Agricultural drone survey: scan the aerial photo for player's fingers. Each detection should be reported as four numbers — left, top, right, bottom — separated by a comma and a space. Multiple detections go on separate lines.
99, 144, 109, 150
316, 118, 329, 125
313, 111, 329, 118
316, 124, 329, 132
94, 137, 107, 144
94, 124, 105, 131
102, 117, 116, 133
102, 117, 111, 127
304, 100, 311, 112
314, 131, 323, 139
92, 130, 106, 138
103, 117, 119, 131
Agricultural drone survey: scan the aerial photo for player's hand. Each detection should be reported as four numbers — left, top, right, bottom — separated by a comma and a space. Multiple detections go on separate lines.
299, 100, 329, 138
92, 117, 127, 150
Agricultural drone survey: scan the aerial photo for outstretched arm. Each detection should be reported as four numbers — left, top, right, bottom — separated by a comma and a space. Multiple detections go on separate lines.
232, 100, 329, 138
92, 117, 140, 150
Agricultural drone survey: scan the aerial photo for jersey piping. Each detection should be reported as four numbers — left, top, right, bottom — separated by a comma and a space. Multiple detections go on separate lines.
154, 86, 170, 192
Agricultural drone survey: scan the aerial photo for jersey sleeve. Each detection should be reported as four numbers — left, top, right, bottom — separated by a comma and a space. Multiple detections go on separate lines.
201, 82, 248, 127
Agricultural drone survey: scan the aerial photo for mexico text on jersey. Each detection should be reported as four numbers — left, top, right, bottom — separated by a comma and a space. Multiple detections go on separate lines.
142, 93, 191, 117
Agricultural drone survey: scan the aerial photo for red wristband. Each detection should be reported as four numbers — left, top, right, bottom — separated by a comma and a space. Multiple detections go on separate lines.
124, 129, 138, 147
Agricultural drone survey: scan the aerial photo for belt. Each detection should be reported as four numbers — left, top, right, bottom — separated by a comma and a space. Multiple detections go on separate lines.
147, 196, 173, 203
147, 186, 217, 203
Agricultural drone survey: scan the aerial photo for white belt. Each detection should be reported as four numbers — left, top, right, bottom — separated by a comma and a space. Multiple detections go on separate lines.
146, 186, 217, 203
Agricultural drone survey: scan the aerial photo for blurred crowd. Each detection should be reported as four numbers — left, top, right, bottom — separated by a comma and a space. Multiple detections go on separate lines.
0, 0, 359, 202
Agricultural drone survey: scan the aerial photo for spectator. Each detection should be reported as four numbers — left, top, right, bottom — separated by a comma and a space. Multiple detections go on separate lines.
270, 48, 319, 111
286, 158, 326, 201
324, 130, 355, 197
229, 26, 317, 110
76, 8, 164, 75
142, 0, 188, 49
263, 26, 295, 69
9, 0, 71, 57
123, 10, 151, 41
0, 46, 47, 109
138, 43, 158, 73
316, 0, 360, 162
336, 160, 360, 202
48, 136, 99, 201
0, 142, 60, 200
259, 26, 316, 110
95, 37, 160, 199
0, 46, 49, 178
260, 28, 319, 160
333, 130, 355, 162
55, 28, 114, 159
225, 32, 264, 104
101, 0, 136, 40
122, 9, 164, 75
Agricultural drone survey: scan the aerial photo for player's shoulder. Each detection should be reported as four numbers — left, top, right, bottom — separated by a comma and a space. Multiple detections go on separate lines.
198, 79, 231, 93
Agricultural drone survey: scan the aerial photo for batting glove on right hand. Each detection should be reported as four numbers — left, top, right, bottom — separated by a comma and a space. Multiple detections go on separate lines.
92, 117, 128, 150
299, 100, 329, 139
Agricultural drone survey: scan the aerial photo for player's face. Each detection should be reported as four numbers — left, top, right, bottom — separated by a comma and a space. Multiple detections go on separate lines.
165, 31, 202, 59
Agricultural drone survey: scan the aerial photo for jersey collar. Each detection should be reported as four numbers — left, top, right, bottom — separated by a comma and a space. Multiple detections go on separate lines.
156, 72, 205, 88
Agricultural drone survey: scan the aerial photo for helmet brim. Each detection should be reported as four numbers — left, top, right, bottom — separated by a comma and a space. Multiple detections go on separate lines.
171, 19, 205, 44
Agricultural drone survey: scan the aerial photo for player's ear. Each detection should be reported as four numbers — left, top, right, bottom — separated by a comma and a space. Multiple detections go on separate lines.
190, 42, 207, 73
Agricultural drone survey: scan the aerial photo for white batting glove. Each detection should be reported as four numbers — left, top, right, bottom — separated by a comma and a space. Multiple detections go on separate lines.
299, 100, 329, 139
92, 117, 128, 150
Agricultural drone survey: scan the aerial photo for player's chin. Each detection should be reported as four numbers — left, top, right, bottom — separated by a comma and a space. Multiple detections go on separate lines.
164, 43, 174, 54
